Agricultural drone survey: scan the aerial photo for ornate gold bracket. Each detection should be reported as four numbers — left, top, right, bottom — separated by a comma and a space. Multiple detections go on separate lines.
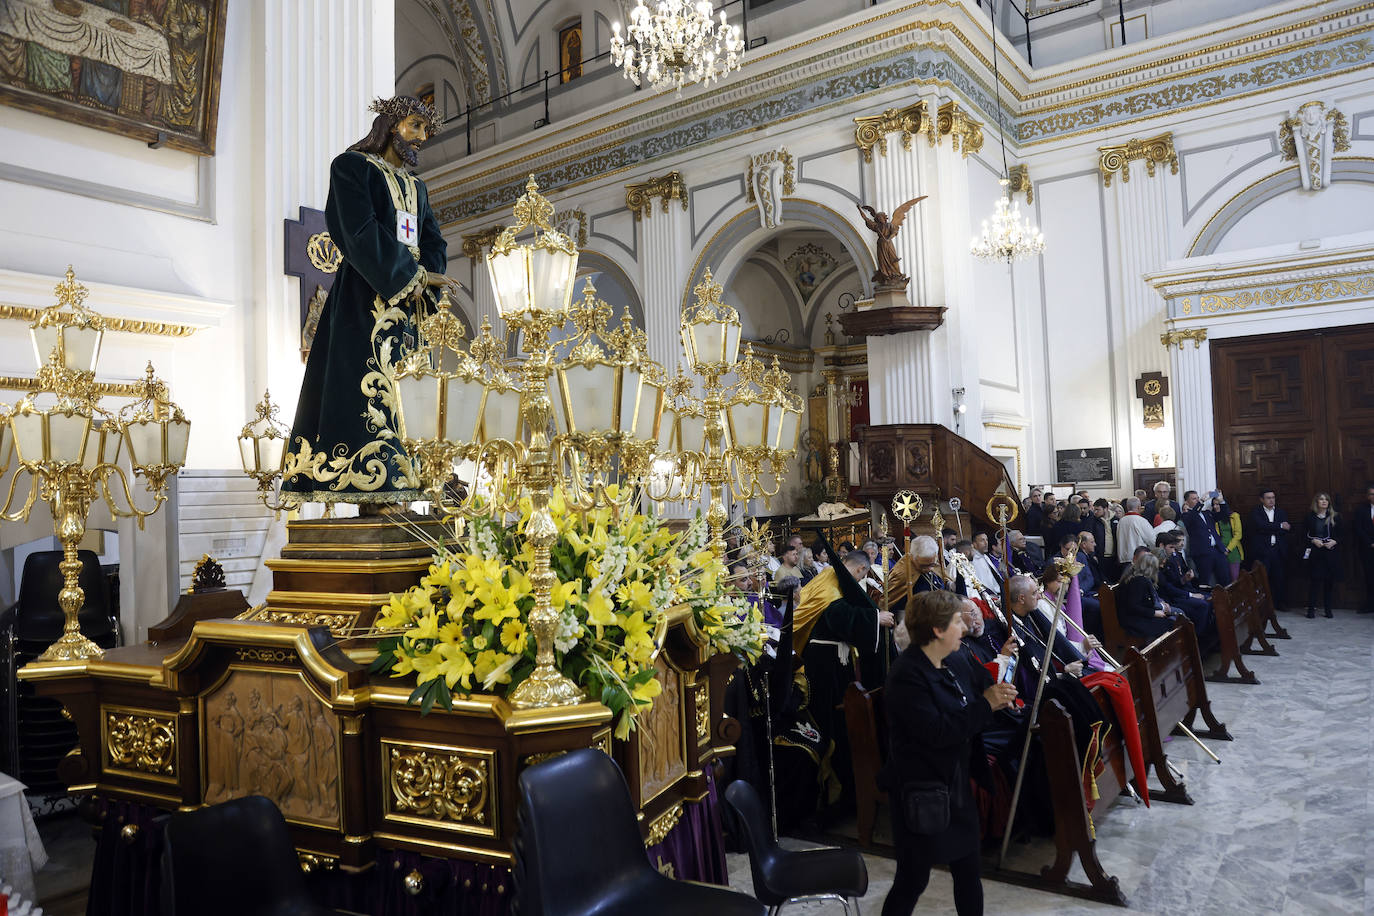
625, 172, 689, 220
1161, 328, 1207, 349
1008, 164, 1033, 203
853, 102, 928, 162
745, 149, 796, 200
461, 225, 506, 261
936, 101, 984, 158
1098, 132, 1178, 187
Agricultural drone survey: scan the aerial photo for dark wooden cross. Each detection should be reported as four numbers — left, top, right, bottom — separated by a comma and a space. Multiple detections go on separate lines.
1135, 371, 1169, 429
284, 206, 340, 360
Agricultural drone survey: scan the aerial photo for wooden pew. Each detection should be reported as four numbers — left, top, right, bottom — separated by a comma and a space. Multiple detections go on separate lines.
1123, 618, 1232, 807
1208, 575, 1260, 684
843, 683, 888, 848
988, 689, 1130, 907
1247, 562, 1291, 640
1098, 581, 1146, 658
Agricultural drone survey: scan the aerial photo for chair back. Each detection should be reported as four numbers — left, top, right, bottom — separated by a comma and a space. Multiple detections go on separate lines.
160, 795, 314, 916
514, 748, 651, 916
722, 779, 785, 905
14, 549, 114, 644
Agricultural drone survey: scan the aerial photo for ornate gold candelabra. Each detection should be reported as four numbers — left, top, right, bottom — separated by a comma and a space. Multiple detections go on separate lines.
6, 268, 191, 662
673, 270, 803, 557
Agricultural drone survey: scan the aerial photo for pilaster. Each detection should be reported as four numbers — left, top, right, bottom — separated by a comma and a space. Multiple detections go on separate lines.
461, 226, 506, 336
626, 172, 691, 373
1163, 329, 1215, 493
1102, 132, 1178, 468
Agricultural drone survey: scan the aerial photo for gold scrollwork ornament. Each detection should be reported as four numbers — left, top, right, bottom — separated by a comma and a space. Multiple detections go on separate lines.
389, 747, 490, 825
106, 713, 175, 777
306, 232, 342, 274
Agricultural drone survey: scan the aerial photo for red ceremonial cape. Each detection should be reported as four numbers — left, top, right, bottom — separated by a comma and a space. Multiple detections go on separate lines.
1081, 670, 1150, 807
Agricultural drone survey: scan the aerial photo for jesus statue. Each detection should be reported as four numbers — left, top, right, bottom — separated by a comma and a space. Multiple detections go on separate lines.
281, 96, 460, 510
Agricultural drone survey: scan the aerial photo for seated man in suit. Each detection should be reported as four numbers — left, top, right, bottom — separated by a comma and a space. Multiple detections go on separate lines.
1156, 533, 1219, 653
1007, 529, 1045, 577
1074, 531, 1105, 636
1005, 574, 1096, 686
1180, 489, 1232, 587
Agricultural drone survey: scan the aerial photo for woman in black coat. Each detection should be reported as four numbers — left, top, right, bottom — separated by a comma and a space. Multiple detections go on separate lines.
1305, 492, 1340, 618
880, 591, 1018, 916
1115, 551, 1176, 642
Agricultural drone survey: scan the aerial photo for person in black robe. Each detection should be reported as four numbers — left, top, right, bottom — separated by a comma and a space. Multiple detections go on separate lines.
282, 96, 459, 507
794, 541, 893, 806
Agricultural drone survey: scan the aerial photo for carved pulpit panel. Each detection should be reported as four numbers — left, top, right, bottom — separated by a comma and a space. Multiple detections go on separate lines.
636, 656, 686, 805
203, 669, 341, 828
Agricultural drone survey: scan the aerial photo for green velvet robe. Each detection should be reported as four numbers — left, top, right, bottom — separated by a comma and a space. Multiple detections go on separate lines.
281, 151, 447, 504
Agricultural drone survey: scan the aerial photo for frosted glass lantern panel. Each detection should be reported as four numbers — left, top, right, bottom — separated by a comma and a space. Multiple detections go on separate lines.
487, 249, 532, 319
680, 413, 707, 454
777, 408, 801, 452
48, 410, 94, 465
126, 419, 162, 468
397, 373, 441, 441
11, 413, 43, 465
96, 422, 124, 465
446, 376, 489, 443
656, 406, 680, 453
531, 246, 578, 316
617, 366, 644, 436
727, 401, 767, 450
166, 417, 191, 466
481, 388, 523, 442
30, 326, 102, 374
558, 363, 616, 433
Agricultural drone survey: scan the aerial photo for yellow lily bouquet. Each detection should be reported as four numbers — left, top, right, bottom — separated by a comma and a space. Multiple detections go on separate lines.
370, 492, 766, 739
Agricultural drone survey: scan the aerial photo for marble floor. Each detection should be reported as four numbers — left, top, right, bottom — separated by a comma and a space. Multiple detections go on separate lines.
726, 609, 1374, 915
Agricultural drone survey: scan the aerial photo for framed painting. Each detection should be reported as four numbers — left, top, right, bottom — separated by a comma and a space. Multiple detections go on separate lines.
0, 0, 228, 156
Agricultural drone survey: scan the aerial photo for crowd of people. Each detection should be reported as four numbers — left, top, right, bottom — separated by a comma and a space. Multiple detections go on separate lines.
721, 480, 1374, 915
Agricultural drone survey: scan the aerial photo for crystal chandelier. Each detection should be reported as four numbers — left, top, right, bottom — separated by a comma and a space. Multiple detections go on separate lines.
971, 178, 1045, 262
611, 0, 743, 94
970, 0, 1045, 264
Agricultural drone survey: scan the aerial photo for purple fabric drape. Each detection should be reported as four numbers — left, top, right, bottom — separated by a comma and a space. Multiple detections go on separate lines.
644, 768, 729, 885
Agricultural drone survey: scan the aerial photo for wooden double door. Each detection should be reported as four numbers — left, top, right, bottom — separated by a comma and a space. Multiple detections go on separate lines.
1211, 323, 1374, 605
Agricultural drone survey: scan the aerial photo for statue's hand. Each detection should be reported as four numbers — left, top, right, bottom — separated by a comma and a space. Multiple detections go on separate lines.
424, 273, 461, 293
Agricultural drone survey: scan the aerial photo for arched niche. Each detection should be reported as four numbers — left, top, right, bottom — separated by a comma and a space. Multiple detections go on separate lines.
1189, 159, 1374, 256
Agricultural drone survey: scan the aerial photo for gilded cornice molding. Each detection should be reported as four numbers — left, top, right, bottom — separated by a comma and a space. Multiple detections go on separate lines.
0, 304, 198, 337
426, 3, 1374, 228
1098, 132, 1178, 187
460, 226, 505, 260
1007, 164, 1033, 203
936, 101, 984, 158
1147, 244, 1374, 318
625, 172, 689, 220
853, 102, 928, 162
1161, 328, 1208, 348
0, 376, 138, 396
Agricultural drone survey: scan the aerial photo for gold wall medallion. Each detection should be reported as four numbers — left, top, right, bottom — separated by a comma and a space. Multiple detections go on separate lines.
202, 670, 342, 828
1098, 132, 1178, 187
383, 740, 496, 836
103, 707, 176, 781
306, 232, 343, 274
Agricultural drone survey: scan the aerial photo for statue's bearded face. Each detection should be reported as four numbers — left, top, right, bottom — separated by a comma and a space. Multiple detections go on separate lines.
391, 114, 430, 167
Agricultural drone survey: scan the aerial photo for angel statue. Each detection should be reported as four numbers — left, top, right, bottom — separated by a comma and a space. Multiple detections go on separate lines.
857, 197, 927, 289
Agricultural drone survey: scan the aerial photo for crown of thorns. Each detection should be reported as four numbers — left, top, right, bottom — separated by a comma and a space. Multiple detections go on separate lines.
368, 96, 440, 132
